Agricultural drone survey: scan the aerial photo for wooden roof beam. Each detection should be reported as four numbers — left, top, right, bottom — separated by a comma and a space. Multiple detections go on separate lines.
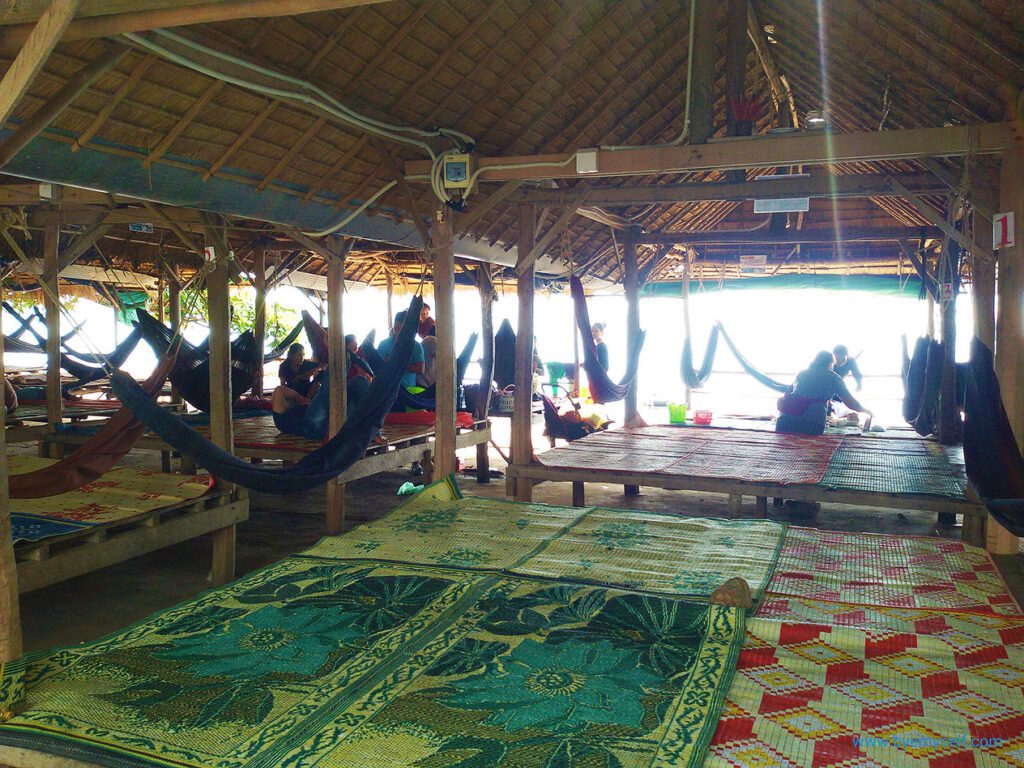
203, 99, 275, 181
747, 1, 798, 128
640, 225, 943, 245
509, 171, 948, 206
0, 0, 81, 129
406, 123, 1022, 182
0, 42, 128, 170
887, 176, 987, 260
516, 193, 591, 275
0, 1, 394, 52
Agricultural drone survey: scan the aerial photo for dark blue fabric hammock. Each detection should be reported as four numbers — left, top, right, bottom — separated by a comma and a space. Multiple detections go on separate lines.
681, 324, 721, 390
263, 320, 304, 363
111, 295, 424, 494
135, 310, 261, 412
963, 338, 1024, 535
570, 276, 646, 404
360, 332, 478, 411
493, 319, 516, 390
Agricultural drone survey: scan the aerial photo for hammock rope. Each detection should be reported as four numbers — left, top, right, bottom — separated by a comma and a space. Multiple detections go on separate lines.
569, 275, 645, 404
110, 295, 424, 494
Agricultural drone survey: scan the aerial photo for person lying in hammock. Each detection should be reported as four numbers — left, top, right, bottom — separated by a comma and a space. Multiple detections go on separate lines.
776, 350, 872, 436
279, 343, 325, 398
346, 334, 373, 383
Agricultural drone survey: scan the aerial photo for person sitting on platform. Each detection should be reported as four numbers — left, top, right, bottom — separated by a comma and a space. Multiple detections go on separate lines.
777, 350, 872, 436
418, 303, 436, 340
4, 377, 17, 414
378, 310, 425, 388
279, 343, 324, 398
272, 376, 385, 445
346, 334, 373, 383
591, 322, 609, 371
832, 344, 863, 391
418, 333, 437, 389
378, 310, 426, 474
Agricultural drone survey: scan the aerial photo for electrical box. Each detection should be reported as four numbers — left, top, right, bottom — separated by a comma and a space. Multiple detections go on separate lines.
443, 153, 474, 190
576, 148, 599, 174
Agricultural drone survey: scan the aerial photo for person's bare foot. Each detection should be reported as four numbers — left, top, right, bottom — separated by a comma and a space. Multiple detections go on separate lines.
710, 577, 753, 609
625, 414, 649, 429
371, 434, 388, 446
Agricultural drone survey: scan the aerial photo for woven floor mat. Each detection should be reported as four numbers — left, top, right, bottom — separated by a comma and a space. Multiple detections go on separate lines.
822, 445, 968, 498
707, 617, 1024, 768
9, 455, 213, 529
768, 527, 1021, 616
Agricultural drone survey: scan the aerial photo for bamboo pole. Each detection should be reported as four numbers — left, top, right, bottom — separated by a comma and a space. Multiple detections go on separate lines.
682, 254, 693, 407
167, 266, 181, 405
325, 238, 348, 535
511, 204, 536, 501
973, 204, 996, 348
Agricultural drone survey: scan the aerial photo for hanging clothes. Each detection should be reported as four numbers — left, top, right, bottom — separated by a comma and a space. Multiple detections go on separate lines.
110, 296, 424, 495
569, 276, 645, 404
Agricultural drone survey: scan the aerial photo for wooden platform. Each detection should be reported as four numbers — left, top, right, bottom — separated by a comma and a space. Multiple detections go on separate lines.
508, 425, 988, 545
14, 487, 248, 593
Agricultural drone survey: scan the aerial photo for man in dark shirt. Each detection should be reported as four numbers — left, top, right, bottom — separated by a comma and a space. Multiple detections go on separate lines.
592, 322, 609, 371
832, 344, 863, 391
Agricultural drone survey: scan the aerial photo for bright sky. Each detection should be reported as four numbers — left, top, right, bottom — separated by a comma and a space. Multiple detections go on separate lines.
4, 282, 972, 428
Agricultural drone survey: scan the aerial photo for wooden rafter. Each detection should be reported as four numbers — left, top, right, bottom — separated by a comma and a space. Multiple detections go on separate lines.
203, 99, 276, 181
72, 52, 156, 152
142, 80, 225, 168
0, 0, 393, 51
256, 115, 326, 192
0, 42, 128, 169
0, 0, 81, 129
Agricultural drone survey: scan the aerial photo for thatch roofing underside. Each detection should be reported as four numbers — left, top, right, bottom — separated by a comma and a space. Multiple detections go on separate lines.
0, 0, 1019, 288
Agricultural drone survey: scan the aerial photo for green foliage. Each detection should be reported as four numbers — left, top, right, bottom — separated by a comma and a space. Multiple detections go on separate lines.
146, 288, 299, 343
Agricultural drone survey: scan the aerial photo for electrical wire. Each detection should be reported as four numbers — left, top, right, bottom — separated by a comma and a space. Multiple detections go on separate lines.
301, 179, 397, 237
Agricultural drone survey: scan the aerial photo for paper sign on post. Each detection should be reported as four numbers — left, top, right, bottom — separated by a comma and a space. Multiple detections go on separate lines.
994, 212, 1015, 250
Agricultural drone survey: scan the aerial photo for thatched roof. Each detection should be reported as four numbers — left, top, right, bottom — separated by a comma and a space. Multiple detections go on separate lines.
0, 0, 1018, 287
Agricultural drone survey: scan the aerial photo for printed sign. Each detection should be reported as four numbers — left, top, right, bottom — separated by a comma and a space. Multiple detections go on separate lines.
941, 283, 954, 301
740, 254, 767, 274
994, 212, 1015, 250
753, 197, 810, 214
128, 222, 154, 234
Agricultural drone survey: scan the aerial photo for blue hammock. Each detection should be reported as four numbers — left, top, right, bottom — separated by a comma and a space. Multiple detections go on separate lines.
110, 295, 424, 494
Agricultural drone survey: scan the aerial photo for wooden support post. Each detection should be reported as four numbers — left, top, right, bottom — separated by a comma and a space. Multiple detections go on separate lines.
926, 291, 936, 337
974, 203, 996, 348
325, 238, 349, 535
0, 304, 22, 665
938, 233, 961, 447
251, 246, 267, 397
990, 145, 1024, 554
624, 227, 641, 497
205, 227, 236, 583
682, 255, 693, 407
43, 223, 62, 454
156, 276, 165, 324
167, 267, 182, 405
688, 0, 717, 144
475, 267, 495, 483
572, 481, 585, 508
724, 0, 749, 181
512, 205, 536, 502
728, 494, 743, 519
433, 209, 457, 479
386, 273, 394, 331
755, 496, 768, 518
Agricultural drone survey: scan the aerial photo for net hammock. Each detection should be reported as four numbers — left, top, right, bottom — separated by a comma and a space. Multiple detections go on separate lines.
263, 320, 304, 363
569, 276, 646, 404
9, 358, 174, 498
110, 295, 424, 495
963, 338, 1024, 535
